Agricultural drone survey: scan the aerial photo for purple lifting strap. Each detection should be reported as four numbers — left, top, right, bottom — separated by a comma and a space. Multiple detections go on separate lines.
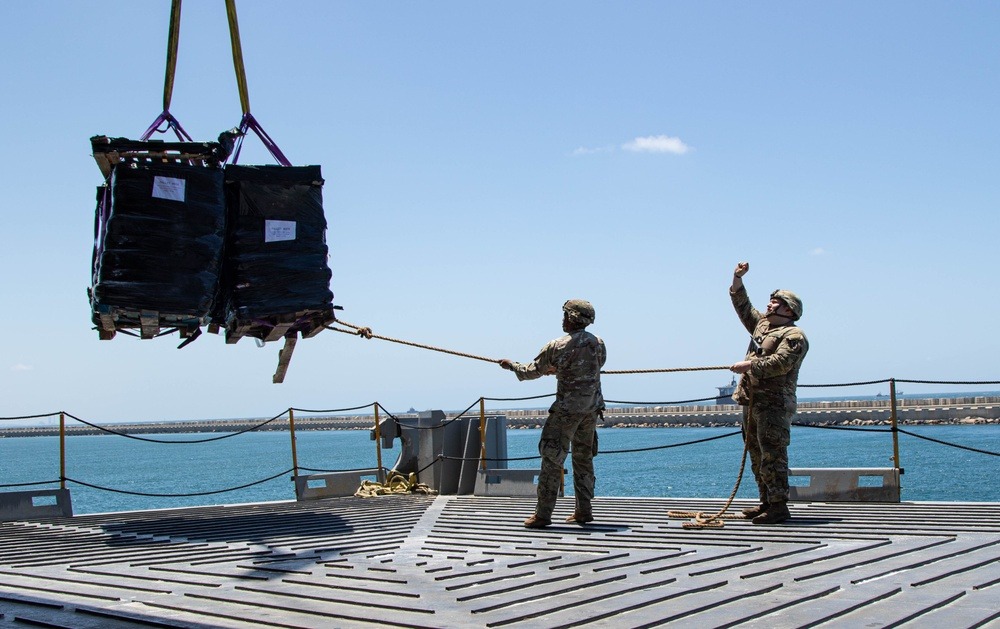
140, 110, 195, 142
231, 112, 292, 166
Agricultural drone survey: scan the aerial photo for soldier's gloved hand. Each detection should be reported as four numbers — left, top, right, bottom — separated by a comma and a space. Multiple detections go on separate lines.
499, 359, 515, 371
730, 360, 752, 374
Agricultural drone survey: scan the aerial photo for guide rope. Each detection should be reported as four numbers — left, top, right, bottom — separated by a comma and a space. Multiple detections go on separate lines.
326, 320, 499, 364
603, 366, 731, 375
327, 319, 734, 375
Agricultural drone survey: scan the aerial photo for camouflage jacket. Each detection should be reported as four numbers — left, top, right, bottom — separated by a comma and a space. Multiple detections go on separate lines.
730, 285, 809, 406
511, 329, 606, 415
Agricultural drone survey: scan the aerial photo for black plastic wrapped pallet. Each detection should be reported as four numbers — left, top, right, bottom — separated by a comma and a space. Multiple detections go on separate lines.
90, 163, 226, 333
220, 165, 333, 340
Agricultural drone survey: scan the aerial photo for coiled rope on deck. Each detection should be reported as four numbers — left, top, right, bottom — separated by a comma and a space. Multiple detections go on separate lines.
666, 390, 755, 529
355, 471, 437, 497
665, 436, 750, 529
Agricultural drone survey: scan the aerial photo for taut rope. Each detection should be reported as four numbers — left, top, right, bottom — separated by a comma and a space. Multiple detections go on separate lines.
326, 320, 498, 364
326, 320, 733, 375
601, 366, 731, 374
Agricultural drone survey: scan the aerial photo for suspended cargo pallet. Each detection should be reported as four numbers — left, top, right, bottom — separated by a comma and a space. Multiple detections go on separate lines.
217, 164, 335, 345
89, 136, 227, 341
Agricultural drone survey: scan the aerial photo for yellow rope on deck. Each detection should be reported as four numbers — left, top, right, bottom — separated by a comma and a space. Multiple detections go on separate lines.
354, 472, 436, 497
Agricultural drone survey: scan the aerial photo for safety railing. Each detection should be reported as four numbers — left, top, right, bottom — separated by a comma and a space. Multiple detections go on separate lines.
1, 377, 998, 517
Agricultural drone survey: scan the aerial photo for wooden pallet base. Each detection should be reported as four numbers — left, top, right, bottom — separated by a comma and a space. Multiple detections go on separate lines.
92, 305, 206, 341
223, 309, 335, 345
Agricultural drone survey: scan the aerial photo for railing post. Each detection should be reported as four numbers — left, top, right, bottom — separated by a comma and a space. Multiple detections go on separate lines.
889, 379, 902, 473
479, 398, 487, 471
374, 402, 384, 483
59, 412, 66, 490
288, 408, 299, 480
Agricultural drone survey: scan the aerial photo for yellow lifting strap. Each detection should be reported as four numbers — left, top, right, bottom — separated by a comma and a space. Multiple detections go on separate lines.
162, 0, 182, 112
225, 0, 252, 115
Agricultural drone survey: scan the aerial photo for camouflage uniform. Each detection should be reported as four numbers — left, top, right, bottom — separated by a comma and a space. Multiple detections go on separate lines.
510, 324, 606, 520
730, 285, 808, 504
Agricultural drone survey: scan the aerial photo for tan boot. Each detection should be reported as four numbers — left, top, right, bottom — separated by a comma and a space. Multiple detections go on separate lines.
742, 502, 768, 519
752, 501, 790, 525
565, 511, 594, 524
523, 514, 552, 529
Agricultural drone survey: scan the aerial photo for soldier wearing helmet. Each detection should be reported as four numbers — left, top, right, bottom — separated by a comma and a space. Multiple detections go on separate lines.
729, 262, 809, 525
499, 299, 606, 529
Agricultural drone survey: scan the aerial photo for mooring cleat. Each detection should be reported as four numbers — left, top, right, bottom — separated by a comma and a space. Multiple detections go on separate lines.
523, 515, 552, 529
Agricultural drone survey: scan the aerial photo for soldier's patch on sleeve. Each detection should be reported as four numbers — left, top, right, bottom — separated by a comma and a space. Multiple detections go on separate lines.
788, 338, 802, 352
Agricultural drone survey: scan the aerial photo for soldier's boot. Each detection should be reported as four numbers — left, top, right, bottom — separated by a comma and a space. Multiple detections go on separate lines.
751, 501, 790, 525
523, 514, 552, 529
566, 511, 594, 524
742, 501, 769, 519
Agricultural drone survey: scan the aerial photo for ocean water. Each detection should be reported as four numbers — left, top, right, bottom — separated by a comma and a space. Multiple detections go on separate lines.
1, 424, 997, 515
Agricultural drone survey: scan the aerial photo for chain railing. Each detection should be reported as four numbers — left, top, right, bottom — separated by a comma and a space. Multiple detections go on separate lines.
1, 377, 997, 512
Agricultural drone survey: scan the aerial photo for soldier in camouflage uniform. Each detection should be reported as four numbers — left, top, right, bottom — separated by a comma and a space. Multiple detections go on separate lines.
729, 262, 808, 525
500, 300, 606, 529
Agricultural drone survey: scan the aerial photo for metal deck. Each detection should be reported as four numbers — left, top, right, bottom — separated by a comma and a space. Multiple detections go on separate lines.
1, 496, 998, 628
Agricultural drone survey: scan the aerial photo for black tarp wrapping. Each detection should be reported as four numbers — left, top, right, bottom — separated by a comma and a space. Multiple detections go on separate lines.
91, 163, 226, 323
220, 165, 333, 335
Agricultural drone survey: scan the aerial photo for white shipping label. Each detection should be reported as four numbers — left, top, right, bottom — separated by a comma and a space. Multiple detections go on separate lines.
151, 176, 186, 202
265, 220, 297, 242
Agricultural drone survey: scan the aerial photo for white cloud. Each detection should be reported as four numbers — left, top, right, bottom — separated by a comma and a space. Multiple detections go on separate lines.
810, 247, 826, 256
11, 363, 33, 371
622, 135, 690, 154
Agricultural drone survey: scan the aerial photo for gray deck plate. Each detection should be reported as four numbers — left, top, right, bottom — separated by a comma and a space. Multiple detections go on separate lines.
1, 496, 998, 628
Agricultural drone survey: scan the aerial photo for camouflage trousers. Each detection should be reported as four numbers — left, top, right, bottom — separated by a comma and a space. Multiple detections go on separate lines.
742, 401, 792, 503
534, 410, 599, 519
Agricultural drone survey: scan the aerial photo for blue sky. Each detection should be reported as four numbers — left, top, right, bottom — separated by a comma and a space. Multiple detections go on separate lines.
2, 2, 998, 424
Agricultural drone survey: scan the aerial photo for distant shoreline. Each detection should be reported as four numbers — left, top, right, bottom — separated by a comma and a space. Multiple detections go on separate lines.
2, 396, 998, 438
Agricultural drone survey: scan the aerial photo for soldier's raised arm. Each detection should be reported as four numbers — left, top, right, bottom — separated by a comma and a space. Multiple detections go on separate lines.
731, 261, 749, 292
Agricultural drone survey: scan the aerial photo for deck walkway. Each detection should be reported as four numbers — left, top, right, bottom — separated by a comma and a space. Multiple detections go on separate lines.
1, 496, 998, 628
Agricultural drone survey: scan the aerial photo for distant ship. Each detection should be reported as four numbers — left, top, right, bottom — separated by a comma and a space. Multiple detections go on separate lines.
716, 376, 737, 405
875, 391, 902, 399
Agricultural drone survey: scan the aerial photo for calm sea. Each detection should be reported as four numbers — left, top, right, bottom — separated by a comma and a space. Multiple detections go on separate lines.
1, 425, 997, 515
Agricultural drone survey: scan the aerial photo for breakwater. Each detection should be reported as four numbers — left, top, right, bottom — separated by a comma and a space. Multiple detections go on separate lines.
3, 396, 998, 437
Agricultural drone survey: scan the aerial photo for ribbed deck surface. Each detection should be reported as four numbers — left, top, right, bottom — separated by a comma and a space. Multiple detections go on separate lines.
1, 496, 998, 628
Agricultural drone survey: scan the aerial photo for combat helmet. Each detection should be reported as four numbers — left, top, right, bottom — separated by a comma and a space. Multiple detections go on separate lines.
770, 290, 803, 320
562, 299, 596, 326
